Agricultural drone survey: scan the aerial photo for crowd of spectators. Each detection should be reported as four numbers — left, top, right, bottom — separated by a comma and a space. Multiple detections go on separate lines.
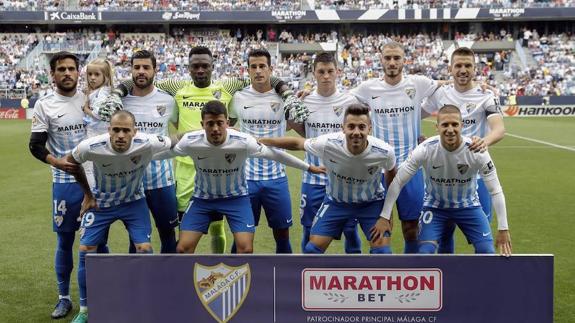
499, 31, 575, 96
2, 0, 575, 11
1, 28, 573, 99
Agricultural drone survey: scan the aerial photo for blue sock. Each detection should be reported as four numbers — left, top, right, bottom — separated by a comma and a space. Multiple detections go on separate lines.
438, 235, 455, 254
474, 241, 495, 254
158, 227, 177, 254
404, 240, 419, 254
418, 242, 437, 254
137, 247, 154, 254
230, 241, 237, 254
301, 226, 311, 253
97, 228, 110, 253
55, 232, 75, 296
370, 245, 392, 254
78, 250, 94, 307
343, 228, 362, 254
128, 241, 137, 254
275, 237, 292, 254
304, 242, 324, 254
96, 244, 110, 253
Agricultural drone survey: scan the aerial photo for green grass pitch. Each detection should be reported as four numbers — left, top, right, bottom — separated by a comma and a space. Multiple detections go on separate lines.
0, 117, 573, 322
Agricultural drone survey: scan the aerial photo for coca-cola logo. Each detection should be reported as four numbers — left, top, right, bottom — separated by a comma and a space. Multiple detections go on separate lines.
0, 108, 21, 119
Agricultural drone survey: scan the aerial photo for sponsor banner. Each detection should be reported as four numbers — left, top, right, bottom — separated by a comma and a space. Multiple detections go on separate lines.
44, 11, 101, 21
87, 255, 552, 323
2, 8, 575, 22
0, 108, 26, 119
302, 269, 442, 311
503, 105, 575, 117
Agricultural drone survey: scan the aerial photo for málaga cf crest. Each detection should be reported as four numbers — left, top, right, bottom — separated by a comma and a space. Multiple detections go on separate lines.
194, 263, 251, 323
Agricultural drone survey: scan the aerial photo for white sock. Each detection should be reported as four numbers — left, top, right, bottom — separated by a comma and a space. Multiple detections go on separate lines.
59, 295, 71, 300
79, 306, 88, 313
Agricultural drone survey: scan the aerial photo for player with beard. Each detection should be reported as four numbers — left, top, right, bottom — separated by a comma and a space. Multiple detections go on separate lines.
28, 51, 107, 319
98, 46, 309, 254
350, 42, 444, 253
422, 47, 505, 253
122, 50, 179, 253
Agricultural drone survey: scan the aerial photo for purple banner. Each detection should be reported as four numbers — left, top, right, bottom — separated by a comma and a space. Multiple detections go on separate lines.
87, 255, 553, 323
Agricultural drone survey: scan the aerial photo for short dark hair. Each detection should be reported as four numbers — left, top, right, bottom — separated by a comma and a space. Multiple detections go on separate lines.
313, 52, 337, 69
188, 46, 213, 60
131, 49, 157, 69
344, 103, 370, 119
201, 100, 228, 120
451, 47, 475, 63
437, 104, 462, 119
382, 41, 405, 53
111, 110, 136, 124
247, 48, 271, 66
49, 51, 79, 72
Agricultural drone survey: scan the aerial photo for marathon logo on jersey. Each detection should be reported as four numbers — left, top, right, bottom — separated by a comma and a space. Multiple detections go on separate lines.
156, 105, 167, 117
457, 164, 469, 175
45, 11, 100, 21
333, 106, 345, 117
212, 90, 222, 100
270, 102, 281, 113
302, 269, 442, 311
405, 87, 416, 100
194, 263, 251, 323
225, 153, 236, 164
130, 155, 142, 165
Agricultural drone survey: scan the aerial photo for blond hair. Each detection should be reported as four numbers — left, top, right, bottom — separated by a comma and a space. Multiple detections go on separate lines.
86, 58, 114, 90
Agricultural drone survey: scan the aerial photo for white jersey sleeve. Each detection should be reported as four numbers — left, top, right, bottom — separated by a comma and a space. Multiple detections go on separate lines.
303, 135, 328, 160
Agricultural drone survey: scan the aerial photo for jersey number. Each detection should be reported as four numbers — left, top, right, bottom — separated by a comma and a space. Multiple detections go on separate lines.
420, 210, 433, 224
82, 212, 96, 227
53, 200, 67, 215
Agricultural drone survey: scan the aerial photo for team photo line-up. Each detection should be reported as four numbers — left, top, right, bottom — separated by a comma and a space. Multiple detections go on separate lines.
29, 43, 511, 322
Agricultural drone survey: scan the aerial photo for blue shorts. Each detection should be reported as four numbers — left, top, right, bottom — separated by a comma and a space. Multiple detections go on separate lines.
301, 183, 358, 233
52, 182, 83, 232
145, 185, 179, 229
80, 198, 151, 246
310, 197, 383, 240
418, 206, 493, 244
248, 177, 292, 229
383, 169, 424, 221
181, 196, 255, 234
477, 178, 492, 222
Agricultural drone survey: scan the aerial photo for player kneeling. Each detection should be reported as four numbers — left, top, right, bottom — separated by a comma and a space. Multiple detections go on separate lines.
372, 105, 512, 256
161, 101, 323, 254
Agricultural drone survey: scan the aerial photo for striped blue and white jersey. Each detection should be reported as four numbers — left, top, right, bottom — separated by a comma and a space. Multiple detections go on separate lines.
229, 86, 286, 181
173, 129, 308, 200
402, 135, 498, 209
422, 85, 502, 138
304, 132, 396, 204
351, 75, 438, 164
85, 86, 111, 137
302, 90, 359, 185
123, 87, 177, 190
72, 132, 171, 208
31, 91, 87, 183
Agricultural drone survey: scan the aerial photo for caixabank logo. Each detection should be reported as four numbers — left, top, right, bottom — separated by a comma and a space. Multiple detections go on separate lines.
302, 268, 442, 311
194, 263, 251, 323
